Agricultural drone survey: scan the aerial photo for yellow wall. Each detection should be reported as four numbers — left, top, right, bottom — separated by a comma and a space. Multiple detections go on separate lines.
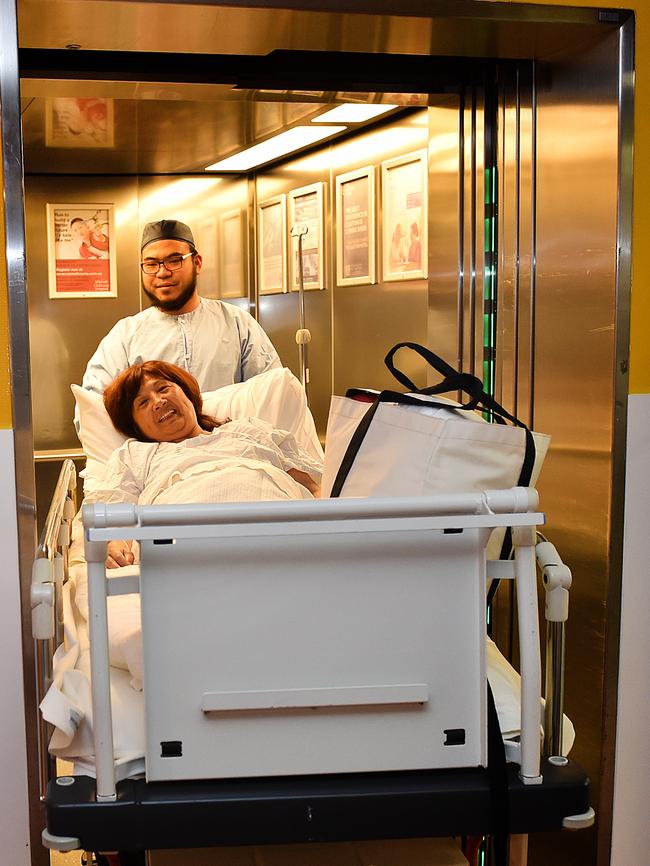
501, 1, 648, 393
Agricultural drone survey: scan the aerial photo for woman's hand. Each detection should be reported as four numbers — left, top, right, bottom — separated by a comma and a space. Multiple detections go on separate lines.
287, 468, 321, 498
106, 539, 135, 569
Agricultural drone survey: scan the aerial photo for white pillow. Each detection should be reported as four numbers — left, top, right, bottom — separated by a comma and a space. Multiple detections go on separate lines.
72, 367, 323, 495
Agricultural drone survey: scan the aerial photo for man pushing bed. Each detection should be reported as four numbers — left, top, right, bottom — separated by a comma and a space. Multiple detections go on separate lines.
80, 218, 281, 405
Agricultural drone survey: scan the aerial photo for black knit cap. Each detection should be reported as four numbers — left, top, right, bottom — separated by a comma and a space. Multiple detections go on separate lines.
141, 219, 195, 251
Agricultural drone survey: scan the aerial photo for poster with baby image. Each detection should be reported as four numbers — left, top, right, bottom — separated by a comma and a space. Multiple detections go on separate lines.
381, 149, 428, 282
46, 203, 117, 298
45, 98, 115, 149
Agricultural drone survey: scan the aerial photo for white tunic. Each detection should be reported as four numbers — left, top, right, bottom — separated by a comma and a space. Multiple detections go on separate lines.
82, 298, 281, 395
87, 417, 323, 507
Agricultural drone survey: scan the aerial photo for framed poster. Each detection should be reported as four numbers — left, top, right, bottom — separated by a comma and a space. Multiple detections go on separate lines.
288, 182, 325, 291
46, 203, 117, 298
257, 195, 287, 295
381, 149, 428, 282
45, 97, 115, 148
197, 217, 219, 298
219, 209, 248, 299
335, 165, 376, 287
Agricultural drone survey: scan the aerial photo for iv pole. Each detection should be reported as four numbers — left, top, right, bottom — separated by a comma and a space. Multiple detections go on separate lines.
290, 223, 311, 402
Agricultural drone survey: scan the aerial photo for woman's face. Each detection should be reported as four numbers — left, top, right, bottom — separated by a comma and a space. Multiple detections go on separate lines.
132, 375, 202, 442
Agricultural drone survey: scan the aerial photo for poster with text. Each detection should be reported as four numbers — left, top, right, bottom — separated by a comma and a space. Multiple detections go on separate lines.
289, 182, 324, 291
45, 98, 115, 148
336, 166, 375, 286
381, 150, 428, 281
220, 209, 248, 299
47, 203, 117, 298
257, 195, 287, 294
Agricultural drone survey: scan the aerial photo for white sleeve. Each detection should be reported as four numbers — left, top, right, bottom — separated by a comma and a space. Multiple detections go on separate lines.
81, 320, 130, 396
250, 418, 323, 480
84, 441, 145, 505
237, 312, 282, 380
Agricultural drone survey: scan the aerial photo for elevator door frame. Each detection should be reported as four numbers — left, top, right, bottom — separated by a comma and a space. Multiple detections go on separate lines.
2, 4, 634, 866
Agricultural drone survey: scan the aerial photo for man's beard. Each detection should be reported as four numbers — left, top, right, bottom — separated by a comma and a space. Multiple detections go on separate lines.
142, 271, 197, 312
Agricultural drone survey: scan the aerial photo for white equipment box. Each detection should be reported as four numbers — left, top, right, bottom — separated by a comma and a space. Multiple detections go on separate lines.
140, 514, 489, 781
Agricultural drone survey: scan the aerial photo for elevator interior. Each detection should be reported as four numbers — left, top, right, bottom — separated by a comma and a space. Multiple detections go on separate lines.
14, 2, 632, 865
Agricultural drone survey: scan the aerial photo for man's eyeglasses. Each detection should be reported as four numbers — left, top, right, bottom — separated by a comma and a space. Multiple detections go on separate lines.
140, 251, 195, 275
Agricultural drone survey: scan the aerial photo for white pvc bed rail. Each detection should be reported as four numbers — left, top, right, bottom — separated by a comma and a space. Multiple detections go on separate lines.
83, 487, 544, 802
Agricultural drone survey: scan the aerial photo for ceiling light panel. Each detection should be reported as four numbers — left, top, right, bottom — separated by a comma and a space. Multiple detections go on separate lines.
206, 125, 346, 171
312, 104, 399, 123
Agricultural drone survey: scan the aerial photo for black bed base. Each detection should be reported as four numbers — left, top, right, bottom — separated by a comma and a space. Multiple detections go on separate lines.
45, 759, 591, 853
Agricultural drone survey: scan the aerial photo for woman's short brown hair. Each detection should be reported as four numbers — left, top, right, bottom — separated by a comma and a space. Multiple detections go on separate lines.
103, 360, 221, 441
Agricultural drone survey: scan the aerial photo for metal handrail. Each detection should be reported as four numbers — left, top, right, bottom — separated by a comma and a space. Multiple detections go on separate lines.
34, 448, 84, 463
36, 459, 77, 560
33, 458, 78, 801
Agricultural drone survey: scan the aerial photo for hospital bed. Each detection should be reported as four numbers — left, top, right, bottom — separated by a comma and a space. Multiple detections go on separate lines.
32, 458, 594, 860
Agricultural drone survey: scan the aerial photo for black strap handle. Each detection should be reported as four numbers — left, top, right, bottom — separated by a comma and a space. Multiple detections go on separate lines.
331, 343, 536, 502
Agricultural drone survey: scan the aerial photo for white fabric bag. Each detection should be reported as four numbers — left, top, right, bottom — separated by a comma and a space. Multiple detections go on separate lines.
322, 393, 549, 500
322, 344, 550, 561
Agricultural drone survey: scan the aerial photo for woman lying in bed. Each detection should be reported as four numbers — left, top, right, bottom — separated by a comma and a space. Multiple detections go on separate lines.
88, 360, 323, 568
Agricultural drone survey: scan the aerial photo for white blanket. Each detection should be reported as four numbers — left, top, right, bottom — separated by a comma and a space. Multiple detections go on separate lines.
86, 417, 323, 508
40, 576, 145, 781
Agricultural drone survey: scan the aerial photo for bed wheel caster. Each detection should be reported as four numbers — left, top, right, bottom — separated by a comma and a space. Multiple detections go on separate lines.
41, 827, 81, 851
562, 806, 596, 829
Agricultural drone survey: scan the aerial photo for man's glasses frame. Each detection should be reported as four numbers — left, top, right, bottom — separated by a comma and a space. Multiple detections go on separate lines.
140, 251, 195, 275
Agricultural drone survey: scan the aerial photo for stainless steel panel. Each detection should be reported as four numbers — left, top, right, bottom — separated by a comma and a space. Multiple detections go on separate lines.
599, 17, 634, 866
528, 32, 621, 866
0, 0, 48, 862
21, 92, 336, 175
20, 85, 413, 176
26, 176, 142, 450
461, 84, 485, 379
426, 95, 460, 374
17, 0, 615, 61
10, 7, 630, 866
255, 162, 332, 437
331, 110, 429, 399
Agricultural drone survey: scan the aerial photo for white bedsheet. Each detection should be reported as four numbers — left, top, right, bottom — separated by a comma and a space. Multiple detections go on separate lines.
86, 417, 322, 508
41, 564, 574, 778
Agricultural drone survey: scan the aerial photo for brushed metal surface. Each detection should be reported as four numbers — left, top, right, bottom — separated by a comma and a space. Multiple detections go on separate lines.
598, 17, 634, 866
11, 6, 631, 865
26, 176, 142, 450
20, 83, 416, 176
17, 0, 616, 60
426, 95, 460, 375
331, 110, 429, 399
0, 2, 49, 864
529, 31, 621, 866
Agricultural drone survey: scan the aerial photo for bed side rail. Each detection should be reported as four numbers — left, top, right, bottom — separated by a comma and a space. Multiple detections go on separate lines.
537, 540, 572, 758
81, 487, 545, 802
31, 459, 78, 800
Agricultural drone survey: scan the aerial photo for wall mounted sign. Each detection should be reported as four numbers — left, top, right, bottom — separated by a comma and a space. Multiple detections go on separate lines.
381, 149, 428, 282
336, 165, 376, 287
46, 203, 117, 298
288, 181, 325, 291
257, 195, 287, 294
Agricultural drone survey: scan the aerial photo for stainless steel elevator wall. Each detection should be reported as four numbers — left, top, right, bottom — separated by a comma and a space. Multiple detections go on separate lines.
23, 31, 623, 866
26, 109, 429, 455
528, 31, 620, 866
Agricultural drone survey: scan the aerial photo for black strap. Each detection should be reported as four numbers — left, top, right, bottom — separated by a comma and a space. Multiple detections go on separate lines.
487, 682, 510, 866
330, 343, 536, 500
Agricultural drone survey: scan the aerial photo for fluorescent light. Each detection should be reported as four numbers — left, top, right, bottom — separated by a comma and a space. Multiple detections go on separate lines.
205, 125, 346, 171
311, 104, 398, 124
